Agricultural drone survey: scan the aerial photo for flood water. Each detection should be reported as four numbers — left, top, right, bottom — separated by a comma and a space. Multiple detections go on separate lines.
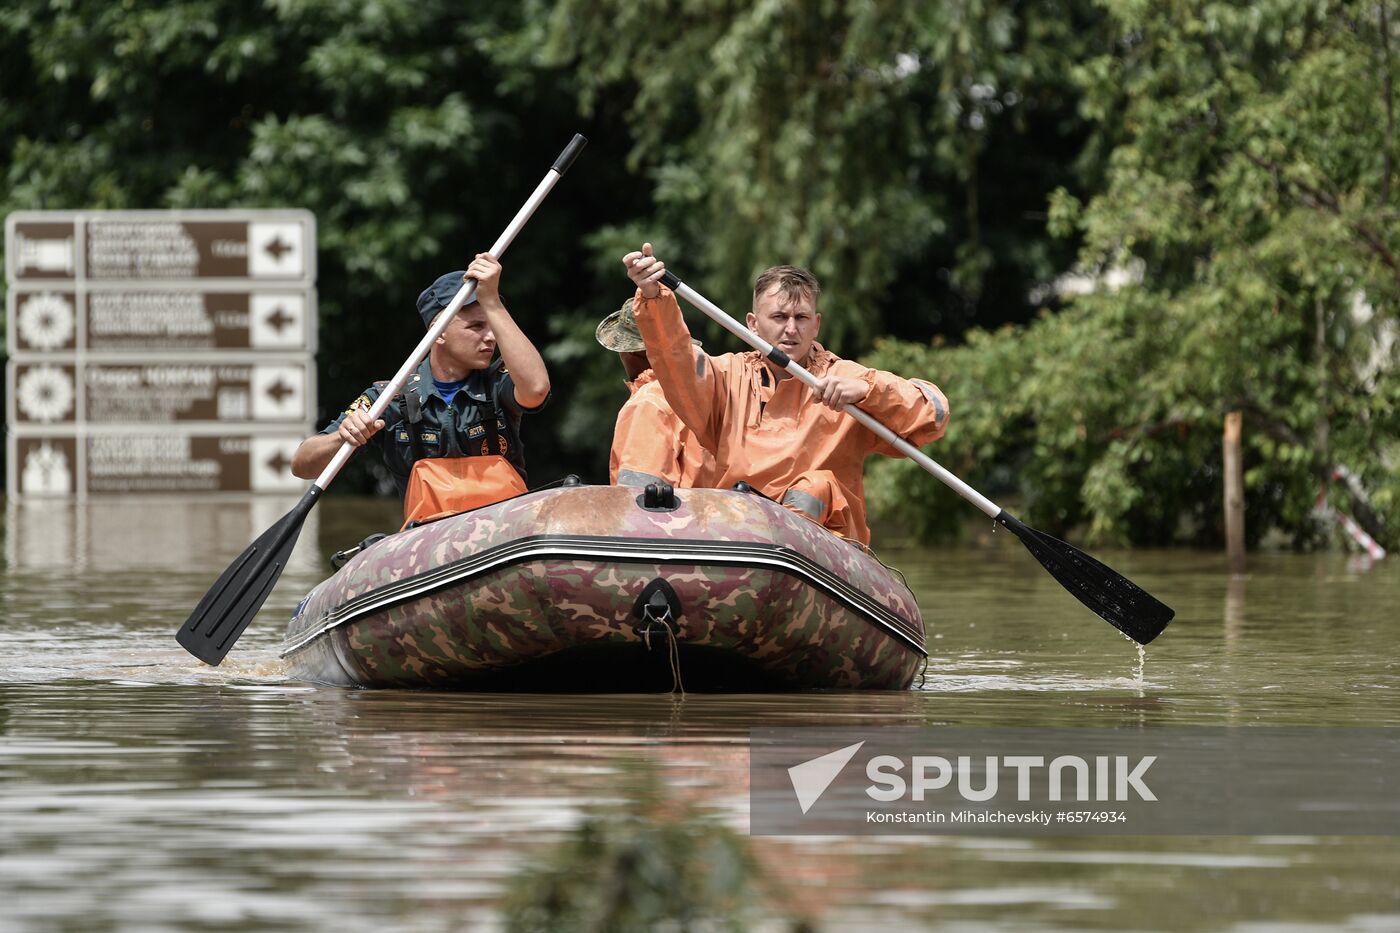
2, 496, 1398, 931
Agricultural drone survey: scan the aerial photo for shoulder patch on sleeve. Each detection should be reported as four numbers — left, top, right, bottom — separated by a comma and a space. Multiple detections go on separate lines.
344, 393, 373, 416
912, 380, 946, 423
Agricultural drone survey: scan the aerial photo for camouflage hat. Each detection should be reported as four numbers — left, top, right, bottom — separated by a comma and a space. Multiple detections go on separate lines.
416, 270, 477, 329
595, 298, 700, 353
595, 298, 645, 352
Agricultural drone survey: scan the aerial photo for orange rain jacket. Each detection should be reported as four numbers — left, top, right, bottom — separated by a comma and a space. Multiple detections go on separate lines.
633, 286, 950, 544
609, 370, 719, 488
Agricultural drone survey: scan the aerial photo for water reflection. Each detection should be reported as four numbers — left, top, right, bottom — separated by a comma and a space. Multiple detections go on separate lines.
2, 498, 1399, 930
1224, 574, 1246, 649
4, 683, 1399, 931
4, 497, 321, 573
499, 765, 807, 932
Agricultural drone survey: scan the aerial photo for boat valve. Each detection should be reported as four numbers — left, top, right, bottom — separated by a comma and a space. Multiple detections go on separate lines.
637, 482, 680, 512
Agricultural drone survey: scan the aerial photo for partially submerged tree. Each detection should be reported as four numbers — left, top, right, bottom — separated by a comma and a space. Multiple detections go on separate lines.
870, 0, 1400, 548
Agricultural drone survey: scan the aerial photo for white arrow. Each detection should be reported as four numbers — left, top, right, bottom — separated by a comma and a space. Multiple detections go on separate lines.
788, 741, 865, 814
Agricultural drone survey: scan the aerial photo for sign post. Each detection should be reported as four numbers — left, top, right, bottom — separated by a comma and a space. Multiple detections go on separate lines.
5, 210, 317, 500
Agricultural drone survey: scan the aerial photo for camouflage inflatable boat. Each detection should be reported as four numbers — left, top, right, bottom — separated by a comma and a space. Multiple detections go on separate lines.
281, 484, 927, 691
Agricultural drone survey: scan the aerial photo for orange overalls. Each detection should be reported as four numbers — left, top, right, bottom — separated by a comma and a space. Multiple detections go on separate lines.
632, 286, 949, 545
609, 370, 720, 488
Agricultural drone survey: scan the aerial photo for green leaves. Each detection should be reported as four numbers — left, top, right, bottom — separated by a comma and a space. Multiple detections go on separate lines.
2, 0, 1393, 548
524, 0, 1099, 347
869, 0, 1399, 549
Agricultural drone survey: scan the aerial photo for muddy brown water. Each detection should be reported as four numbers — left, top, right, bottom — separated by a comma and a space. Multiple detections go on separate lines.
2, 497, 1397, 931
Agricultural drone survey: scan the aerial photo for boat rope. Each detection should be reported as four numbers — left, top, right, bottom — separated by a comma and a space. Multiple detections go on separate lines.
329, 532, 390, 571
875, 554, 910, 590
640, 602, 686, 695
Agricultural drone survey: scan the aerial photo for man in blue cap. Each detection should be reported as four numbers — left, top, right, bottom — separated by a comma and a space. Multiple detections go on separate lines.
291, 253, 550, 524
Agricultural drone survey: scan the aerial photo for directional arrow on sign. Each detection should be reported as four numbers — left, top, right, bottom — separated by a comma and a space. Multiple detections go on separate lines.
265, 450, 292, 475
250, 365, 306, 419
249, 437, 305, 492
248, 222, 307, 278
264, 235, 294, 263
265, 379, 295, 404
264, 305, 296, 333
249, 293, 308, 348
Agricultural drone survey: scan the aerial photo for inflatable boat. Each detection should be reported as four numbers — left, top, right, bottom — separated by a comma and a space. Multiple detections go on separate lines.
281, 483, 927, 691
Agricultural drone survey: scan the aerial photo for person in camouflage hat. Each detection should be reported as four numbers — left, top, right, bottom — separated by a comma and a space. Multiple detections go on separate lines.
595, 295, 653, 381
597, 298, 716, 488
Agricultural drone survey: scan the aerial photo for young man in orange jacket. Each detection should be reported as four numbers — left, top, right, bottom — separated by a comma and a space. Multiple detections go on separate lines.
621, 244, 948, 545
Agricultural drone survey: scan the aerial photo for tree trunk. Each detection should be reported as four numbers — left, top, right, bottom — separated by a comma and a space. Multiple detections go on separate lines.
1223, 411, 1246, 576
1314, 296, 1329, 461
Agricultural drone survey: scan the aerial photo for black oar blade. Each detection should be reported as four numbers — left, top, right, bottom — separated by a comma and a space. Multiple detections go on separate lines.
176, 488, 321, 665
996, 511, 1174, 645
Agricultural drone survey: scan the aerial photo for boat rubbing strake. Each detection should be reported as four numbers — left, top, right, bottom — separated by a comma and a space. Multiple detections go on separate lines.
282, 484, 926, 691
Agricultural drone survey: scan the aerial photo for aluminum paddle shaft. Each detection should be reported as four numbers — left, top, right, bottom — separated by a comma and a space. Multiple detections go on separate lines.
177, 134, 587, 665
660, 272, 999, 518
656, 270, 1174, 645
316, 133, 588, 490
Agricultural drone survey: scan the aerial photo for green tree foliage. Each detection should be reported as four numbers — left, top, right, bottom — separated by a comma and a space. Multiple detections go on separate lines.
869, 0, 1400, 548
0, 0, 640, 487
4, 1, 1393, 551
501, 0, 1101, 345
0, 0, 1106, 494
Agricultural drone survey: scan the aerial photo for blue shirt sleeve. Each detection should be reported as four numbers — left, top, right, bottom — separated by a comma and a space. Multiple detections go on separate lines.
495, 363, 549, 417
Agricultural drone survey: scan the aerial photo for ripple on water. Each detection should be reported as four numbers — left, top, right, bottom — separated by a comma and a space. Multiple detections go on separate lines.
2, 501, 1399, 930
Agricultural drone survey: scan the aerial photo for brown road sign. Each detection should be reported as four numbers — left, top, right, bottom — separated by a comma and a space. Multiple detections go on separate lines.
8, 431, 307, 499
8, 287, 316, 353
5, 209, 320, 502
5, 210, 315, 282
8, 359, 313, 426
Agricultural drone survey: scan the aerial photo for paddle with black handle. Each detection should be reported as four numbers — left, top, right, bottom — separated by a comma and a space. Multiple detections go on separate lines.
655, 269, 1174, 645
177, 134, 588, 665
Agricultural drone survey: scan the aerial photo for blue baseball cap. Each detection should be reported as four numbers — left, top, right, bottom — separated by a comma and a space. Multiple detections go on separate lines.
416, 270, 477, 329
